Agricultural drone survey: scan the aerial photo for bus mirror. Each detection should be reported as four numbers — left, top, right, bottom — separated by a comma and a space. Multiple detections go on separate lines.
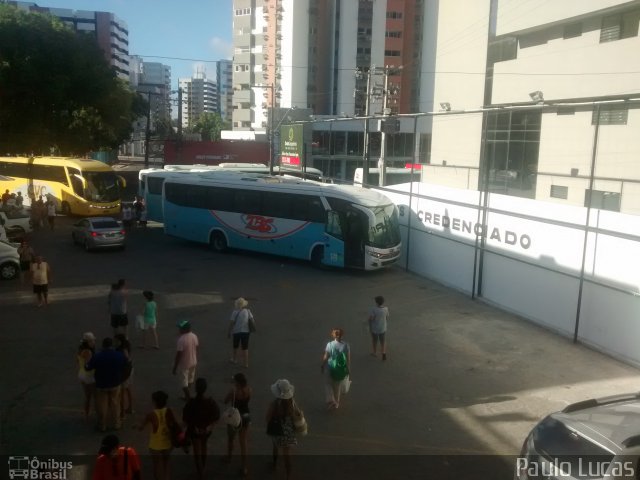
117, 175, 127, 189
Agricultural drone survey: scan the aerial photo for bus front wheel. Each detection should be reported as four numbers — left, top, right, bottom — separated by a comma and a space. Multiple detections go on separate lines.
210, 232, 228, 253
61, 201, 71, 216
311, 245, 324, 268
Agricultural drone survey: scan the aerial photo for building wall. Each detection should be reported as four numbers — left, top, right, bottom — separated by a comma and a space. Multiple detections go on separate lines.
280, 0, 309, 108
427, 0, 490, 185
217, 60, 234, 123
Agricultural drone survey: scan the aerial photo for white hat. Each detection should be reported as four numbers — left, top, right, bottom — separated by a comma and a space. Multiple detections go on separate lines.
271, 379, 295, 399
235, 297, 248, 309
82, 332, 96, 341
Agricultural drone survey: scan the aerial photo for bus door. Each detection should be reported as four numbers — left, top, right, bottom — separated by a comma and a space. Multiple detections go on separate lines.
323, 211, 345, 267
340, 208, 367, 268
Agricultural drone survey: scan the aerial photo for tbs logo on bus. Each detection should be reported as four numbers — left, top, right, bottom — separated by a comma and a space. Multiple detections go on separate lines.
242, 214, 277, 234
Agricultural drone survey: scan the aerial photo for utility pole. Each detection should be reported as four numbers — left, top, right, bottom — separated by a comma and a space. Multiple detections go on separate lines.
379, 66, 402, 187
356, 67, 375, 187
269, 83, 275, 175
144, 91, 151, 168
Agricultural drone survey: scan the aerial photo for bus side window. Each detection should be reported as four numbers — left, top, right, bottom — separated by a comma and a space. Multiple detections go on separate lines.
326, 211, 343, 239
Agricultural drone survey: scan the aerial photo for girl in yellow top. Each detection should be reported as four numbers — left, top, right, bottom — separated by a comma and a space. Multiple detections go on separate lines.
76, 332, 96, 422
139, 390, 177, 480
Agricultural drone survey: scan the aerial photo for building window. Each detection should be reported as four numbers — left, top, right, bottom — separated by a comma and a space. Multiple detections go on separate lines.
385, 31, 402, 38
563, 22, 582, 39
585, 190, 621, 212
384, 50, 401, 57
386, 11, 403, 19
600, 11, 640, 43
550, 185, 568, 199
234, 8, 251, 16
592, 105, 628, 125
483, 110, 541, 199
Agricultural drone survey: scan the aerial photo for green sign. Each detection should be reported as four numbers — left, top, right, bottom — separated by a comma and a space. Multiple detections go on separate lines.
280, 124, 303, 170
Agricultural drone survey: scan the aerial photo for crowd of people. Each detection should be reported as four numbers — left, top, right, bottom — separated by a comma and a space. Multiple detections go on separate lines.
79, 284, 390, 480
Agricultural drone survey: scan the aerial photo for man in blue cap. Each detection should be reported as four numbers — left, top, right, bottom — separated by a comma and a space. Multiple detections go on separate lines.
172, 320, 199, 400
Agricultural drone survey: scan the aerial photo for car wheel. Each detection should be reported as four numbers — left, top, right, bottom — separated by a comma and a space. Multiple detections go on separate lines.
311, 245, 324, 268
84, 240, 92, 252
0, 261, 19, 280
61, 201, 71, 216
210, 231, 228, 253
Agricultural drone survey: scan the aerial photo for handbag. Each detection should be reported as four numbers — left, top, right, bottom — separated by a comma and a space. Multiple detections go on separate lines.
292, 401, 308, 436
341, 376, 352, 394
167, 410, 189, 448
266, 416, 283, 436
222, 389, 242, 428
136, 314, 145, 330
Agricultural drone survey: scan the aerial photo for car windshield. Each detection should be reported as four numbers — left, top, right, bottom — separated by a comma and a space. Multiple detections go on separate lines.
533, 416, 614, 478
91, 220, 120, 229
83, 171, 120, 202
367, 204, 401, 249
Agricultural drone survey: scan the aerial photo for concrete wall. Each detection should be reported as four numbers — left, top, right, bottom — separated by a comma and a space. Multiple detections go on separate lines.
381, 182, 640, 366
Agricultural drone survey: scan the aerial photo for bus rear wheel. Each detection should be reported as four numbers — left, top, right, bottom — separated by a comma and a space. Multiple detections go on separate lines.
61, 201, 71, 216
210, 231, 228, 253
311, 245, 324, 268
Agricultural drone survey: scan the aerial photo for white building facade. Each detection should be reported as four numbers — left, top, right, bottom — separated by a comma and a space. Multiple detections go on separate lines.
428, 0, 640, 215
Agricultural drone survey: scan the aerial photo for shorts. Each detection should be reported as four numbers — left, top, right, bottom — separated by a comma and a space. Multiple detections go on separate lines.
371, 332, 386, 343
33, 284, 48, 294
232, 332, 250, 350
110, 314, 129, 329
178, 366, 196, 388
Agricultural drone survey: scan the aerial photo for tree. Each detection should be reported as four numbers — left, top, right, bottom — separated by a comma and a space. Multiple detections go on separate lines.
192, 112, 230, 142
0, 5, 146, 155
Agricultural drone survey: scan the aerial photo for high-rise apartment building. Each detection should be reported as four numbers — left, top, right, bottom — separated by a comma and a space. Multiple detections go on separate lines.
7, 1, 130, 80
179, 71, 218, 130
232, 0, 426, 131
217, 60, 233, 124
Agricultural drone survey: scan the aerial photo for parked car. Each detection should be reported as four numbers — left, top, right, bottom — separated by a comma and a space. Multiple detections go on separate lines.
0, 210, 32, 241
516, 392, 640, 480
71, 217, 126, 251
0, 240, 20, 280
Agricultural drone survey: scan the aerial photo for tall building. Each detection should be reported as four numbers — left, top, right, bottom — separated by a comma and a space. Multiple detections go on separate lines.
217, 60, 233, 124
7, 1, 130, 80
179, 71, 218, 130
427, 0, 640, 214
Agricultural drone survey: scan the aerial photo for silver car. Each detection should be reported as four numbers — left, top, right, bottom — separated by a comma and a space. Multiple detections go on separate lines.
516, 392, 640, 479
0, 240, 20, 280
72, 217, 126, 251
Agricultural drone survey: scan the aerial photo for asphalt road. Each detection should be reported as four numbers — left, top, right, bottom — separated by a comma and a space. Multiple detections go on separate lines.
1, 215, 639, 479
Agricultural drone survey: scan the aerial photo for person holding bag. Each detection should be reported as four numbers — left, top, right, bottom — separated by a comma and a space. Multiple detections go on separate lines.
223, 373, 252, 477
227, 297, 255, 368
321, 328, 351, 410
266, 379, 303, 480
138, 390, 177, 480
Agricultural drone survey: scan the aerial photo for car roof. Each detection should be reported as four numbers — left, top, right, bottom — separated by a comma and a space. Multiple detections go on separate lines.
551, 394, 640, 453
87, 217, 118, 222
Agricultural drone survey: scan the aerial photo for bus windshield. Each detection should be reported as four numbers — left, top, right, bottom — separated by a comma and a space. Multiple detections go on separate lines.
83, 171, 120, 202
368, 204, 401, 248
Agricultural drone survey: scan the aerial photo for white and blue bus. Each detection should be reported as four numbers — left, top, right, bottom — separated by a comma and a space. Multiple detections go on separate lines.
162, 171, 402, 270
139, 164, 327, 223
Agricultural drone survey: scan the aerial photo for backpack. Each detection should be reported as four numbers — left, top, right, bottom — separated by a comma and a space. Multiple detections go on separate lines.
328, 345, 349, 381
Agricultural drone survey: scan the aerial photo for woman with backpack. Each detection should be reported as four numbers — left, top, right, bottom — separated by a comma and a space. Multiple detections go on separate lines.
320, 328, 351, 410
223, 373, 252, 477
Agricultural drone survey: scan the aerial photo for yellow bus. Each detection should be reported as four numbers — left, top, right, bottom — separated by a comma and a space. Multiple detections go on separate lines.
0, 157, 125, 216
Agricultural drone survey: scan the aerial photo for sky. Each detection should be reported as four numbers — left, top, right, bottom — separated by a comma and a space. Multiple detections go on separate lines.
33, 0, 233, 88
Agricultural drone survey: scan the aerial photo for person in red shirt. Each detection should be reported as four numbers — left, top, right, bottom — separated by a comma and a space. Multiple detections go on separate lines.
93, 434, 141, 480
